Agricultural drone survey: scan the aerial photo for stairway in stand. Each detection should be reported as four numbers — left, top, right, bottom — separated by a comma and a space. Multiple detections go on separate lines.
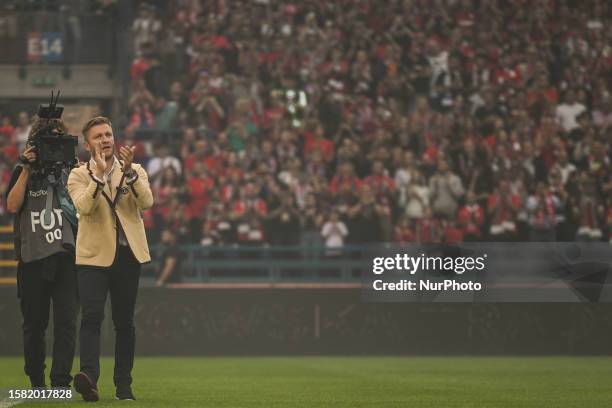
0, 224, 16, 285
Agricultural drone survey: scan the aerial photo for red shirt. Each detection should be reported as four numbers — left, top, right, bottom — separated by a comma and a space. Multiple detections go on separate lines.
329, 175, 362, 194
263, 106, 285, 128
444, 226, 464, 244
185, 154, 220, 174
142, 209, 154, 229
1, 145, 18, 162
304, 137, 335, 162
422, 144, 439, 163
0, 125, 15, 139
130, 58, 150, 79
527, 87, 558, 105
232, 199, 268, 217
394, 227, 415, 243
488, 193, 521, 223
211, 35, 230, 50
492, 66, 522, 86
222, 166, 244, 181
417, 219, 442, 243
187, 176, 215, 217
458, 205, 485, 236
153, 185, 174, 217
363, 175, 396, 194
221, 184, 238, 203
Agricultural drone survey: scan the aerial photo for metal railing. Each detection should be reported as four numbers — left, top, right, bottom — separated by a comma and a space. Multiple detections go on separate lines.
144, 244, 377, 283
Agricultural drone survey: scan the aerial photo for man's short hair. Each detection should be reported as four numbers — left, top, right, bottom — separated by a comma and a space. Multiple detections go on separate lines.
82, 116, 112, 140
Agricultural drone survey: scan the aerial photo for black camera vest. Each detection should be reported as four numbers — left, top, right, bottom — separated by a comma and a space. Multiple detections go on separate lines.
15, 168, 75, 263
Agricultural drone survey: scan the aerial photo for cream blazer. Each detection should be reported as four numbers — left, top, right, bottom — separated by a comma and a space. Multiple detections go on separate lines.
67, 160, 154, 266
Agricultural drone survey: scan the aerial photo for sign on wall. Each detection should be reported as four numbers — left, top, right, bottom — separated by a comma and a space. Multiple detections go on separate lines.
27, 32, 63, 63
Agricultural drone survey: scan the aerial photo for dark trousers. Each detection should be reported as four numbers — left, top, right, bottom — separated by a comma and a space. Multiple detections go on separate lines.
77, 246, 140, 388
18, 252, 78, 387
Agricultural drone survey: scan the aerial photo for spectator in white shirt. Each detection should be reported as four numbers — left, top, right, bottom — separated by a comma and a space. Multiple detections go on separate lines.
404, 170, 430, 220
555, 89, 586, 133
14, 111, 31, 152
132, 3, 162, 56
147, 141, 182, 184
429, 159, 465, 219
394, 151, 415, 206
321, 211, 348, 257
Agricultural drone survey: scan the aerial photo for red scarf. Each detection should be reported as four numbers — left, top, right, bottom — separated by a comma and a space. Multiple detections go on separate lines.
536, 193, 555, 225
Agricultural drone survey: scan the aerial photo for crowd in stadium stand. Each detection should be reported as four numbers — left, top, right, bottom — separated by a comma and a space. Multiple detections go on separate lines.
1, 0, 612, 251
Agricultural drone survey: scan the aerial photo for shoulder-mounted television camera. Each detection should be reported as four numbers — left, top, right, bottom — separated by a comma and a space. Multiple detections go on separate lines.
27, 91, 78, 173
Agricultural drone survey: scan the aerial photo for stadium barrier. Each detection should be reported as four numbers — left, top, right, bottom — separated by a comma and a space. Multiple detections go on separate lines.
144, 244, 369, 283
2, 287, 612, 356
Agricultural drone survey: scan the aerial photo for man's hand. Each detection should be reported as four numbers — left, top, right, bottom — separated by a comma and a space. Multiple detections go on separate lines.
119, 146, 135, 171
20, 146, 37, 169
92, 143, 106, 180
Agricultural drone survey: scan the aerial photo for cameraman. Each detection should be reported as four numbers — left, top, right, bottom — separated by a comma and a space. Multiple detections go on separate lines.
6, 117, 78, 389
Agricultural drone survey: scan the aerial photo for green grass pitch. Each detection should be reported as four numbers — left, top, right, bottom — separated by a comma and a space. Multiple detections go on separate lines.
1, 357, 612, 407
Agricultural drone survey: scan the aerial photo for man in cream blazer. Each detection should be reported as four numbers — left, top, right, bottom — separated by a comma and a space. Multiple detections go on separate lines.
67, 116, 153, 402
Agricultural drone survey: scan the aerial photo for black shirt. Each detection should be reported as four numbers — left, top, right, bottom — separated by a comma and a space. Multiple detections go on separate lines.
159, 245, 183, 284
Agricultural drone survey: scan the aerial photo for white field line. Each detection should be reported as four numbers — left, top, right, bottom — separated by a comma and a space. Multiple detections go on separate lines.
0, 400, 22, 408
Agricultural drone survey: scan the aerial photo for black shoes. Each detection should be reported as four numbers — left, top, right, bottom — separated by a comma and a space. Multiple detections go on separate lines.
29, 374, 45, 389
115, 386, 136, 401
73, 372, 135, 402
73, 372, 99, 402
